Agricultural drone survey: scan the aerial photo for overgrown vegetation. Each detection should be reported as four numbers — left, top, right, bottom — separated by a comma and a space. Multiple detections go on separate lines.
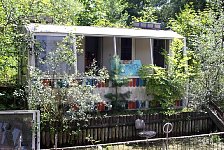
169, 1, 224, 110
0, 0, 223, 118
28, 34, 109, 133
139, 39, 194, 112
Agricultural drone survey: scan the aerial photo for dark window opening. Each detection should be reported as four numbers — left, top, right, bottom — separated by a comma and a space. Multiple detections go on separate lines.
85, 37, 101, 71
121, 38, 132, 60
153, 39, 166, 68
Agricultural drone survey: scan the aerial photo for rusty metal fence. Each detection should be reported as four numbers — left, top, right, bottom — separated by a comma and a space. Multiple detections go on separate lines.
50, 132, 224, 150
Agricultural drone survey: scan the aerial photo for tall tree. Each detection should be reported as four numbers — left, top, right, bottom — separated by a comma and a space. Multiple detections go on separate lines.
152, 0, 206, 26
124, 0, 157, 25
77, 0, 128, 27
170, 1, 224, 109
0, 0, 83, 85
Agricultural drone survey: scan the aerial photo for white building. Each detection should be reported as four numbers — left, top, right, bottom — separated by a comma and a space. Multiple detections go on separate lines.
23, 23, 185, 109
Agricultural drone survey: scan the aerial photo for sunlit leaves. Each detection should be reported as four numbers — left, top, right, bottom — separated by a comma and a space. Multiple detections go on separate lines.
139, 39, 190, 111
0, 0, 84, 85
170, 1, 224, 109
29, 34, 109, 132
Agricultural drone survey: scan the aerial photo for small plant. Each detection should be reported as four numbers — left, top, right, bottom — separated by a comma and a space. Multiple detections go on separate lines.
105, 55, 130, 111
210, 134, 221, 143
104, 91, 131, 110
85, 134, 101, 145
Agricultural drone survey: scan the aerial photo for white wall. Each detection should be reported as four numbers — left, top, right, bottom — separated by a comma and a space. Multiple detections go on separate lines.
102, 37, 120, 70
77, 38, 85, 73
135, 38, 152, 65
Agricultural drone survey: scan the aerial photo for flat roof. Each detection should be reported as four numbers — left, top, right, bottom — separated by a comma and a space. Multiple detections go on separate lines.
26, 23, 184, 39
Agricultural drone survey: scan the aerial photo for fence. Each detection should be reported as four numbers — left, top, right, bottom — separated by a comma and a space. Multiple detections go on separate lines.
41, 112, 215, 148
51, 132, 224, 150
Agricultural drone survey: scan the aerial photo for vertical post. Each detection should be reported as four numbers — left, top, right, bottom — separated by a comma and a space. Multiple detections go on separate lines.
183, 37, 188, 107
36, 110, 41, 150
28, 34, 35, 96
32, 111, 36, 150
113, 36, 117, 56
167, 39, 172, 71
19, 135, 22, 149
163, 123, 173, 150
149, 38, 154, 65
54, 133, 58, 148
73, 35, 77, 75
132, 38, 135, 60
30, 34, 35, 67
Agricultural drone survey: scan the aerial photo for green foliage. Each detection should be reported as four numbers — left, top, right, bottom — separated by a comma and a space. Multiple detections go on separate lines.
124, 0, 157, 25
211, 134, 221, 143
169, 4, 206, 51
139, 39, 192, 111
78, 0, 128, 27
28, 35, 109, 132
0, 87, 27, 110
110, 55, 128, 87
170, 1, 224, 109
151, 0, 206, 25
0, 0, 83, 85
104, 55, 130, 110
188, 3, 224, 108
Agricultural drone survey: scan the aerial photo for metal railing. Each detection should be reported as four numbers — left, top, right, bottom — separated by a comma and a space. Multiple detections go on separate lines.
50, 132, 224, 150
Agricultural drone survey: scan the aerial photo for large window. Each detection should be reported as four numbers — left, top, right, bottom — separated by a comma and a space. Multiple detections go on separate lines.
121, 38, 132, 60
34, 35, 75, 74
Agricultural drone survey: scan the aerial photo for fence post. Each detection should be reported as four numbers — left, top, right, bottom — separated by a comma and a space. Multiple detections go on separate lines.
54, 133, 58, 148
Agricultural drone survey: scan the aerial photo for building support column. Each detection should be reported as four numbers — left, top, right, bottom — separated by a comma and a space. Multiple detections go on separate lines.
149, 38, 154, 65
167, 39, 172, 71
132, 38, 135, 60
113, 36, 117, 56
73, 36, 77, 74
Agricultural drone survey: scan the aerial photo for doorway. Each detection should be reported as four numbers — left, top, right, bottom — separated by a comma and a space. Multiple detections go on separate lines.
85, 37, 102, 71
